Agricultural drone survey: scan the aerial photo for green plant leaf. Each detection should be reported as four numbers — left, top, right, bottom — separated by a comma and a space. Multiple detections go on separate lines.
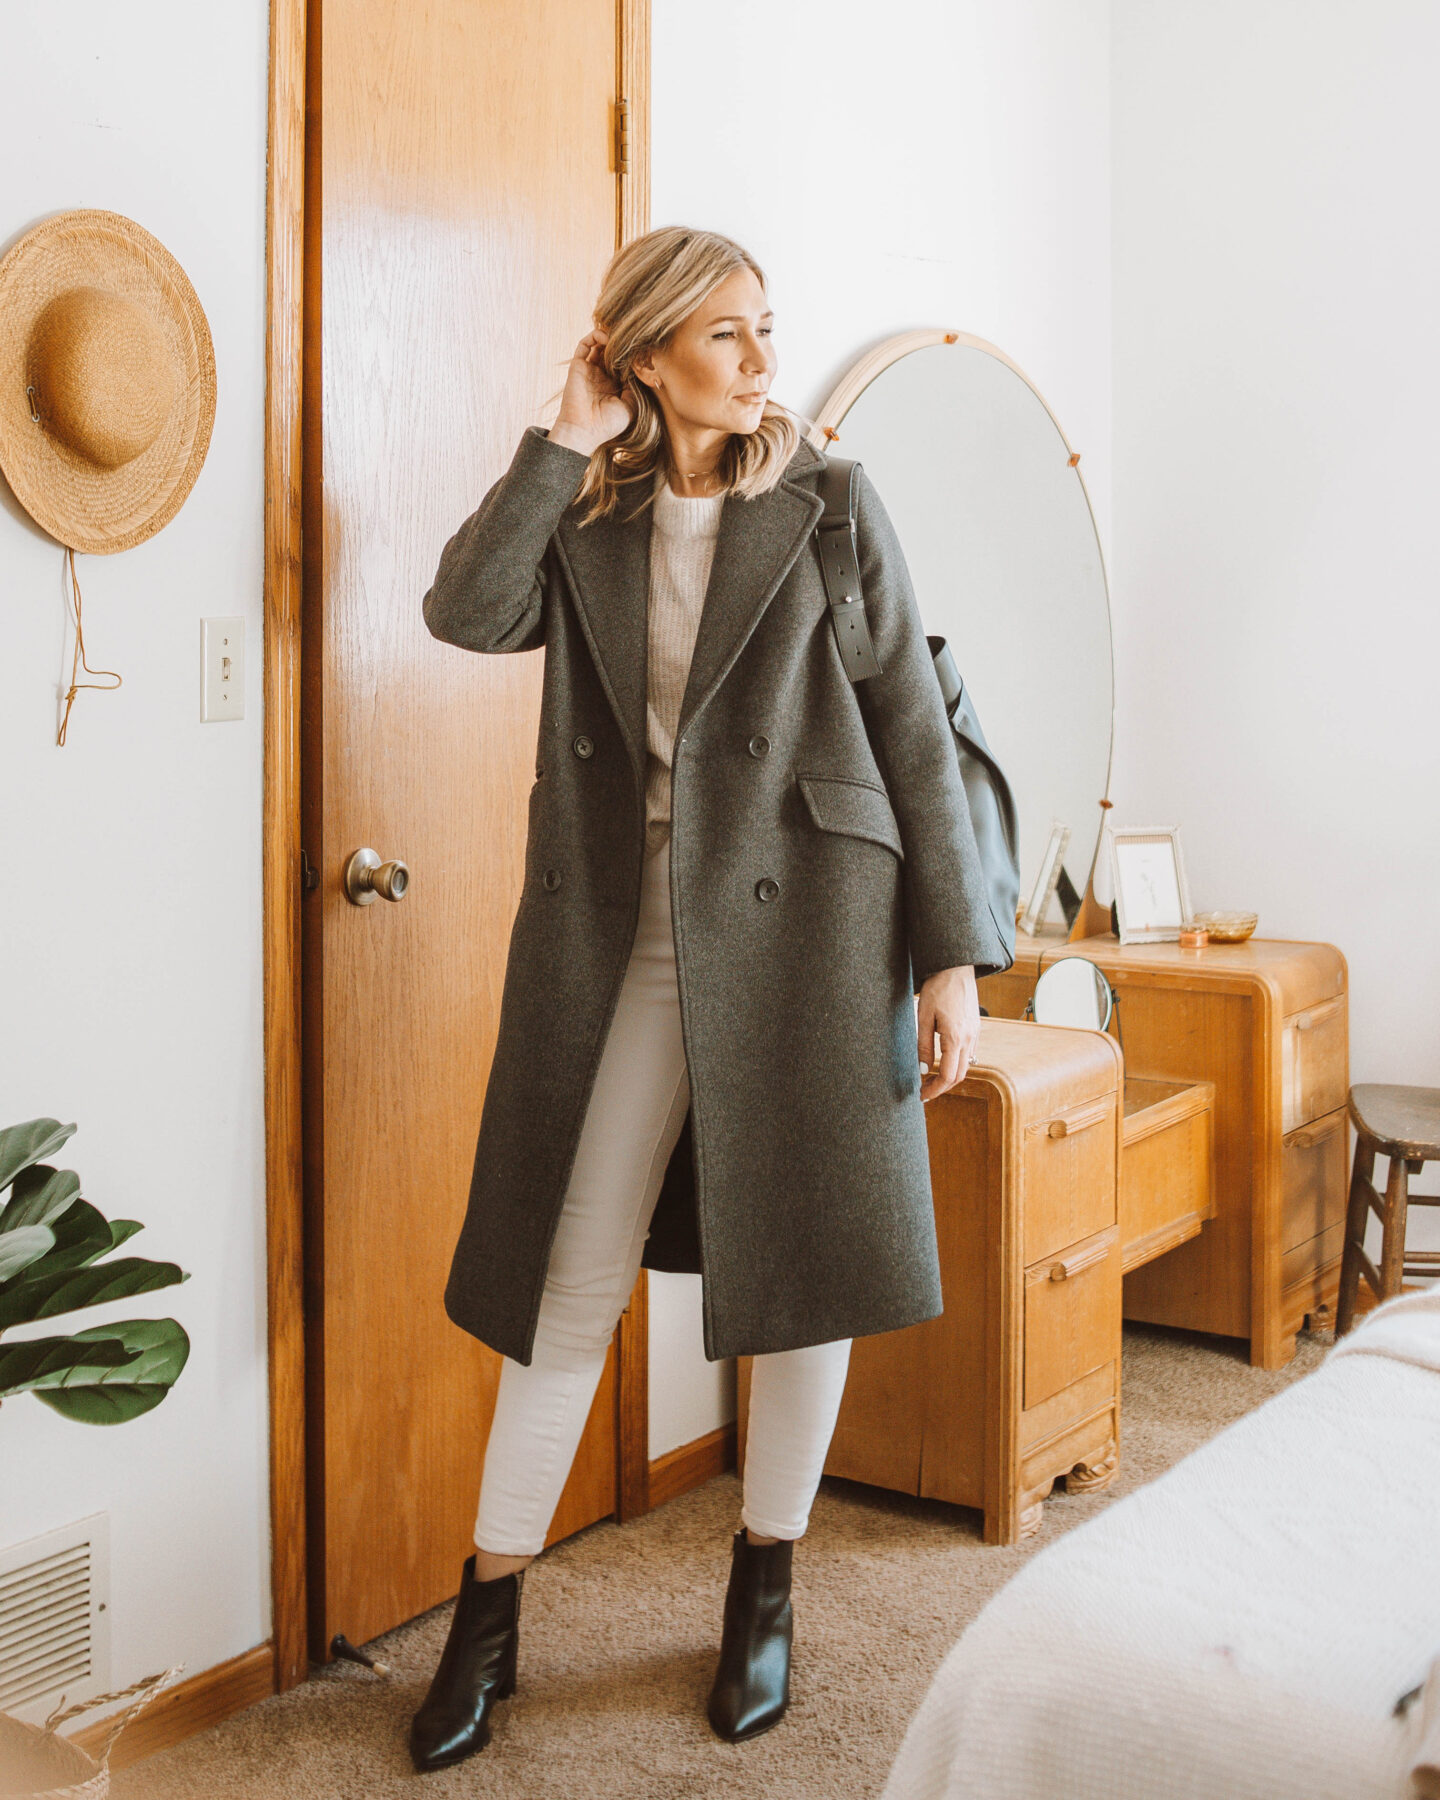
1, 1164, 82, 1234
0, 1120, 77, 1193
0, 1332, 139, 1400
0, 1226, 56, 1283
29, 1319, 190, 1424
105, 1220, 144, 1252
3, 1199, 115, 1281
0, 1257, 190, 1331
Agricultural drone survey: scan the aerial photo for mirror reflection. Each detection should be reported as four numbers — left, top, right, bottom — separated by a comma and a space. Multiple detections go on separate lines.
1029, 957, 1114, 1032
815, 335, 1114, 915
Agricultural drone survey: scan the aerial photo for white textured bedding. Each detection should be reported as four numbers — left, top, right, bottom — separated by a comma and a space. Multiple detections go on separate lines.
881, 1291, 1440, 1800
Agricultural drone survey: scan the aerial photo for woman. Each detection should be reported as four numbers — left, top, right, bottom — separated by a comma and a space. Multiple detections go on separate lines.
410, 226, 1011, 1772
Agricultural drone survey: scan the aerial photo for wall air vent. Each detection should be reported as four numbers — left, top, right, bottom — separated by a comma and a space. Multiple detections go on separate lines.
0, 1514, 111, 1726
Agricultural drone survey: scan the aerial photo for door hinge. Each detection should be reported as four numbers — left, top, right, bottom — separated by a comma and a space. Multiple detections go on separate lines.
614, 97, 629, 176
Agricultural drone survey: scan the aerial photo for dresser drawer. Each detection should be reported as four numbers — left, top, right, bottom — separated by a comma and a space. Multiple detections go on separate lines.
1022, 1095, 1119, 1265
1281, 1222, 1346, 1290
1281, 997, 1348, 1134
1282, 1106, 1349, 1251
1121, 1077, 1215, 1273
1024, 1226, 1119, 1410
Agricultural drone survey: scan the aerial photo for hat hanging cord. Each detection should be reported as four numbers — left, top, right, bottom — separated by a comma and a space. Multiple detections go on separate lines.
56, 545, 122, 746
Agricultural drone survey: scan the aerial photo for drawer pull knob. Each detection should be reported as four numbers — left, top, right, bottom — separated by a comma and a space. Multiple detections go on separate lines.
1031, 1230, 1119, 1286
1289, 1116, 1344, 1149
1047, 1245, 1111, 1281
1292, 998, 1345, 1032
1046, 1103, 1111, 1139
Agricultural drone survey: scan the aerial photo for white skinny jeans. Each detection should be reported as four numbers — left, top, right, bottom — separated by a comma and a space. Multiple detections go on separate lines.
474, 833, 853, 1557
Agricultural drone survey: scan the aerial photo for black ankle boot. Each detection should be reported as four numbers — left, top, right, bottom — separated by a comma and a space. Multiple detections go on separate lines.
409, 1554, 522, 1771
706, 1529, 794, 1741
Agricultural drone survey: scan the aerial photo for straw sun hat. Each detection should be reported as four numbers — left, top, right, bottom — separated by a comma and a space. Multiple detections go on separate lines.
0, 209, 216, 554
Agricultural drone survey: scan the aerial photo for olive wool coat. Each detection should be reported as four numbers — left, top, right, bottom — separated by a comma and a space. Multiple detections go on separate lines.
422, 424, 1012, 1365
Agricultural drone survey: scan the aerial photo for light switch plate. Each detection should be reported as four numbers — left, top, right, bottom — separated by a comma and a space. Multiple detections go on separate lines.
201, 617, 245, 722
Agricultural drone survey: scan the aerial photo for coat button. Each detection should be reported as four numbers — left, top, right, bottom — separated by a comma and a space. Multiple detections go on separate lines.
747, 733, 771, 758
542, 867, 562, 891
755, 876, 780, 902
572, 734, 594, 759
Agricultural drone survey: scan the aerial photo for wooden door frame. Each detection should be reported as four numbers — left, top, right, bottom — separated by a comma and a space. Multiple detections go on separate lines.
262, 0, 651, 1692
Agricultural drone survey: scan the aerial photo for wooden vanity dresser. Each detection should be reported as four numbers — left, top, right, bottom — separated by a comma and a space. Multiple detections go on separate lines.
738, 931, 1344, 1542
981, 930, 1350, 1368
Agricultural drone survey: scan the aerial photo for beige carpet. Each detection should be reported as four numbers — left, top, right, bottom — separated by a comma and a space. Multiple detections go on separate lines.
113, 1324, 1328, 1800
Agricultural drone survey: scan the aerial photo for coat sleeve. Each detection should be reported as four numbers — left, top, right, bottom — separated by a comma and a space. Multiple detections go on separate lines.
421, 426, 592, 653
850, 466, 1014, 988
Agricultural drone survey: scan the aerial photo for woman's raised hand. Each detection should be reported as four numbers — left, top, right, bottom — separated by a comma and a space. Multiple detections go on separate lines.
549, 327, 632, 457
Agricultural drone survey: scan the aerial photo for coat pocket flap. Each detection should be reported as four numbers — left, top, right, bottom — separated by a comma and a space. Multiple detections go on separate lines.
797, 774, 905, 860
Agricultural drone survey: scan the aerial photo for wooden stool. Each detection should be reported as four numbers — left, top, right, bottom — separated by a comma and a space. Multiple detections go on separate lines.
1335, 1084, 1440, 1336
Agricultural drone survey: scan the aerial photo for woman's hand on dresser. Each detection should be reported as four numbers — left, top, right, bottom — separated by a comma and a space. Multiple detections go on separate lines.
548, 326, 632, 457
917, 965, 981, 1102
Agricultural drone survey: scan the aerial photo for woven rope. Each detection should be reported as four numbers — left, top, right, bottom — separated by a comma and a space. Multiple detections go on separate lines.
43, 1663, 184, 1750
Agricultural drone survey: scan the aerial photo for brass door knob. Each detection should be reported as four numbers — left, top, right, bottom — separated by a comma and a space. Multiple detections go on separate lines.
344, 848, 410, 906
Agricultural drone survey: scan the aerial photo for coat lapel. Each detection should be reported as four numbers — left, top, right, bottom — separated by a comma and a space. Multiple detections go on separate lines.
553, 444, 826, 775
554, 495, 653, 784
677, 472, 824, 739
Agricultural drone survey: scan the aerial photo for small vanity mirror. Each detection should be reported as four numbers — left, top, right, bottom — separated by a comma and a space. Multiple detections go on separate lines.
812, 332, 1114, 917
1030, 957, 1114, 1031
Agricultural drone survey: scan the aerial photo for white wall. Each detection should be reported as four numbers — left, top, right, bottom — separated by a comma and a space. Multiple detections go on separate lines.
0, 0, 270, 1704
1111, 2, 1440, 1086
649, 0, 1113, 1453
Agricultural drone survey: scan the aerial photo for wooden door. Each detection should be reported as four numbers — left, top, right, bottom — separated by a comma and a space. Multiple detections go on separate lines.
301, 0, 633, 1656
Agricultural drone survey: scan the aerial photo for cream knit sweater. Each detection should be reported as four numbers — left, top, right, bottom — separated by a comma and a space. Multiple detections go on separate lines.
644, 473, 724, 858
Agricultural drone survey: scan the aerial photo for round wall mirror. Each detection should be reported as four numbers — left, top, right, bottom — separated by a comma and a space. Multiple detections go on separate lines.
1030, 957, 1114, 1032
812, 331, 1114, 919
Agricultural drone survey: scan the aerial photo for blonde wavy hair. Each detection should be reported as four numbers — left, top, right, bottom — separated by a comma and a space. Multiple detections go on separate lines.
573, 226, 800, 525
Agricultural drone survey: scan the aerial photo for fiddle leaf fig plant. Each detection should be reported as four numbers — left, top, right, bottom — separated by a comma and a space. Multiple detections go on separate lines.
0, 1117, 191, 1424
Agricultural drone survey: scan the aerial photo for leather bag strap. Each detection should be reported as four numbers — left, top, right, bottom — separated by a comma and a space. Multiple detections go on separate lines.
815, 455, 883, 682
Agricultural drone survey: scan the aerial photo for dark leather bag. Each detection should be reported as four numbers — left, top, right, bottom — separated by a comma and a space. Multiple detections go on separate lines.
814, 455, 1020, 968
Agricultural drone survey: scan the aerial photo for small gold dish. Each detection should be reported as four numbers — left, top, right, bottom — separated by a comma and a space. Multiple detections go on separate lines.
1191, 910, 1258, 944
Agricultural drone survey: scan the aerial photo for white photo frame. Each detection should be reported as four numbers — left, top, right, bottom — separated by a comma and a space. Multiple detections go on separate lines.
1110, 825, 1192, 944
1019, 823, 1071, 936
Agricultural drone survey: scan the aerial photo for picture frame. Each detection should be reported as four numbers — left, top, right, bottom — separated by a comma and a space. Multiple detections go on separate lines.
1110, 825, 1192, 944
1019, 823, 1071, 936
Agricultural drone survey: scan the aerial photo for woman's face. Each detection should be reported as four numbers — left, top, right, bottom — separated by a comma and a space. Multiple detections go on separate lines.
635, 265, 777, 439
